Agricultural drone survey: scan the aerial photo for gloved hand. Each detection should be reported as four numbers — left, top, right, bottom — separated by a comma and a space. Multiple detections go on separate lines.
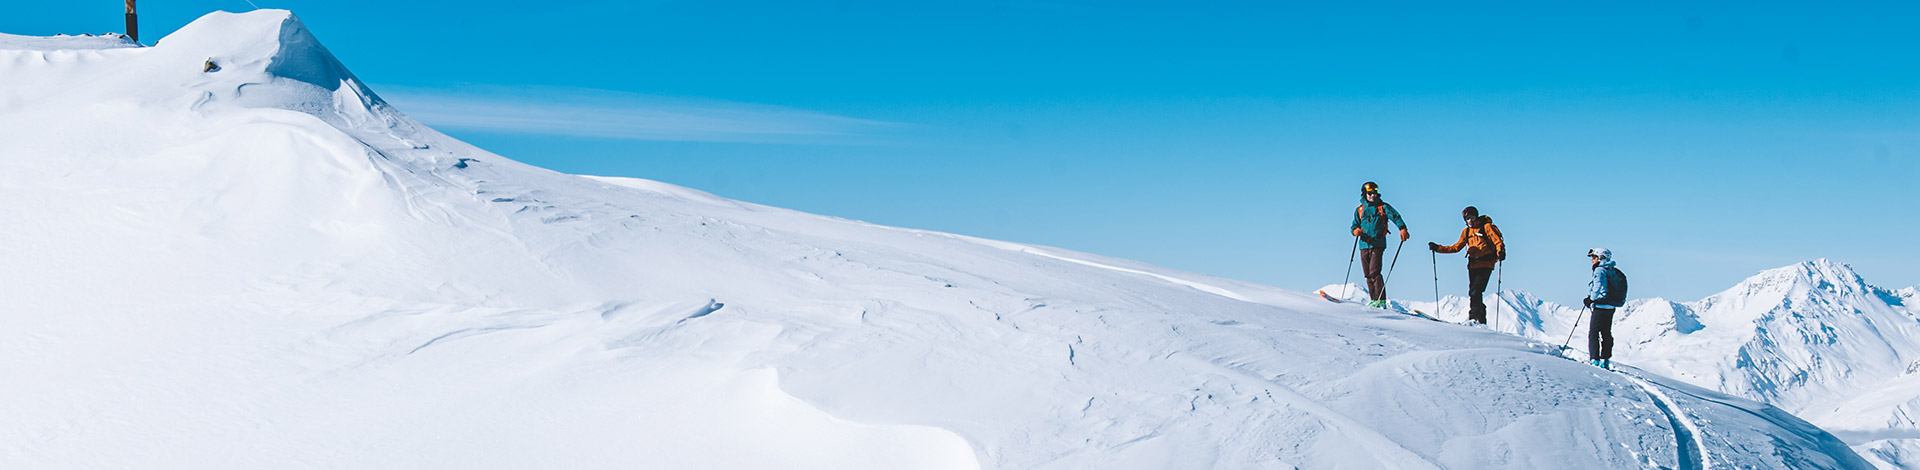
1427, 242, 1439, 251
1498, 251, 1507, 261
1582, 297, 1594, 308
1399, 229, 1410, 242
1353, 228, 1363, 237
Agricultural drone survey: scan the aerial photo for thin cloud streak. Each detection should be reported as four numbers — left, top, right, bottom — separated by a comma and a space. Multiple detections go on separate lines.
376, 85, 901, 144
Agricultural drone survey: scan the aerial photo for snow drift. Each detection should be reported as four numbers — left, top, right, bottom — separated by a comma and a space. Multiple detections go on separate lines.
0, 10, 1874, 469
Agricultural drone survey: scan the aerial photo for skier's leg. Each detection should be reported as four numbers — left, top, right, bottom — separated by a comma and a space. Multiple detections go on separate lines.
1594, 308, 1616, 360
1466, 268, 1493, 324
1587, 309, 1603, 361
1361, 248, 1385, 301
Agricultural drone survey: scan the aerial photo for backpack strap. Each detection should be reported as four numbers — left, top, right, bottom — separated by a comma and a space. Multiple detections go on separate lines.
1357, 204, 1389, 231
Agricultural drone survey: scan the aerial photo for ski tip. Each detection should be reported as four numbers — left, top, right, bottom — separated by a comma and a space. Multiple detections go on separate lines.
1316, 290, 1341, 303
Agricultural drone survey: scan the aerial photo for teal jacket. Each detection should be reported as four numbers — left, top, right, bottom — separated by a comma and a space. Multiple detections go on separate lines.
1350, 199, 1407, 250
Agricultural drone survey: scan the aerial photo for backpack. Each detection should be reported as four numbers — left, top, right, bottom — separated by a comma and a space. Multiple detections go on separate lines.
1466, 216, 1501, 261
1601, 266, 1629, 306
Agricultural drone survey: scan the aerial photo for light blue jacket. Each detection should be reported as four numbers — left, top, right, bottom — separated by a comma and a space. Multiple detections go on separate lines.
1589, 259, 1627, 309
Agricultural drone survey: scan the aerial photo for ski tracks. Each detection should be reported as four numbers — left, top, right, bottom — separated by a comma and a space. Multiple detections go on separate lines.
1620, 371, 1711, 470
955, 237, 1254, 302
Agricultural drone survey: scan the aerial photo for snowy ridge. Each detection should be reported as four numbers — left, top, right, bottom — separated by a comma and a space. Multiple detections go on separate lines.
0, 32, 140, 51
0, 10, 1874, 469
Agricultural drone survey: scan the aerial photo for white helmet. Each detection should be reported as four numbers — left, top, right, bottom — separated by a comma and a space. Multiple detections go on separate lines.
1587, 247, 1611, 259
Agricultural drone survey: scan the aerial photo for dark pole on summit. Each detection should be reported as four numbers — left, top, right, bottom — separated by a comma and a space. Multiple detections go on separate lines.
125, 0, 139, 43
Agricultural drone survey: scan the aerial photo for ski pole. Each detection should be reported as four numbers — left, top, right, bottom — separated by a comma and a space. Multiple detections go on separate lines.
1382, 236, 1413, 303
1495, 261, 1504, 332
1372, 237, 1407, 303
1384, 238, 1406, 285
1562, 305, 1588, 350
1340, 236, 1359, 300
1430, 249, 1440, 308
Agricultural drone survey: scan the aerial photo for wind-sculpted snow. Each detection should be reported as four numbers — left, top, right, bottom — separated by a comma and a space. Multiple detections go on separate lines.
0, 10, 1872, 469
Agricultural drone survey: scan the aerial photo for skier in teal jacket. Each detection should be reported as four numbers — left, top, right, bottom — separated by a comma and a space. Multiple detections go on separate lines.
1350, 182, 1409, 306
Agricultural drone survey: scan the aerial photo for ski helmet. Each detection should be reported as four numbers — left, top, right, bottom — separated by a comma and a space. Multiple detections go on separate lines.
1587, 247, 1611, 260
1361, 181, 1379, 195
1462, 206, 1479, 218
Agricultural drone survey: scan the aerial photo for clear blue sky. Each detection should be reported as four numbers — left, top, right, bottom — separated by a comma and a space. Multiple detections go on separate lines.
10, 1, 1919, 304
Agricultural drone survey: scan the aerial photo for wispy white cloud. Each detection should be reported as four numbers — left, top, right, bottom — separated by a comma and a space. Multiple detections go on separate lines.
374, 84, 900, 144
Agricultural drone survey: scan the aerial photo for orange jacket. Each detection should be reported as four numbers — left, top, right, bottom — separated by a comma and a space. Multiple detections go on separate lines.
1435, 216, 1505, 269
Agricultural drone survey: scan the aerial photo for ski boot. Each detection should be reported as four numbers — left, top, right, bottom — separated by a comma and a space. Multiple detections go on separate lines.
1366, 300, 1387, 309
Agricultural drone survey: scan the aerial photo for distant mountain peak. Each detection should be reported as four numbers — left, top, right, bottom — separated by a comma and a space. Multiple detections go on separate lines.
1726, 258, 1871, 299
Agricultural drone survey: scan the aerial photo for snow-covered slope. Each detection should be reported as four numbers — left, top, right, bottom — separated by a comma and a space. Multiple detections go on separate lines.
0, 10, 1872, 469
1420, 260, 1920, 469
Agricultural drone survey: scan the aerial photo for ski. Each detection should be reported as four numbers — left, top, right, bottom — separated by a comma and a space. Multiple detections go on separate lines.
1547, 345, 1616, 370
1319, 290, 1445, 323
1402, 309, 1441, 322
1317, 289, 1342, 303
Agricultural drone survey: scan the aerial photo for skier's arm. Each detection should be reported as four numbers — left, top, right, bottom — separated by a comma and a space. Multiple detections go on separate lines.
1433, 227, 1470, 254
1590, 269, 1609, 302
1388, 204, 1410, 241
1351, 206, 1363, 236
1387, 204, 1408, 231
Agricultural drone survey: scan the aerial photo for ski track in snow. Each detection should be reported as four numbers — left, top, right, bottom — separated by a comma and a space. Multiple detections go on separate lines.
1622, 370, 1711, 470
958, 237, 1253, 302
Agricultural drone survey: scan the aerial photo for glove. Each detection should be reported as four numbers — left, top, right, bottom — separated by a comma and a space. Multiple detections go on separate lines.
1582, 297, 1594, 308
1399, 229, 1410, 242
1427, 242, 1439, 251
1353, 228, 1363, 237
1498, 251, 1507, 261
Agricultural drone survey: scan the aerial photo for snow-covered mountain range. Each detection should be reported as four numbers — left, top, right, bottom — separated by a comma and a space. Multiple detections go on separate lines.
0, 10, 1877, 469
1403, 259, 1920, 469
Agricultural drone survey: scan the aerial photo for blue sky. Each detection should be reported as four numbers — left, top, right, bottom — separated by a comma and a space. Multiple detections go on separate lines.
9, 1, 1918, 304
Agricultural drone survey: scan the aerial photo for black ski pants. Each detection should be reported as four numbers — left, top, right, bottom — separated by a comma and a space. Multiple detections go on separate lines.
1589, 308, 1615, 360
1466, 267, 1493, 324
1361, 247, 1385, 301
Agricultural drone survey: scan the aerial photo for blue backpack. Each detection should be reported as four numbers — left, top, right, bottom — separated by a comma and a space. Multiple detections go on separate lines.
1600, 266, 1629, 306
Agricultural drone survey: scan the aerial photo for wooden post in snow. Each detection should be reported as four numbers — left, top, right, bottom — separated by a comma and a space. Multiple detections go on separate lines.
125, 0, 139, 43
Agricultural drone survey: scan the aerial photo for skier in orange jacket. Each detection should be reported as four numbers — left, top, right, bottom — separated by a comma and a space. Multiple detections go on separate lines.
1428, 206, 1504, 324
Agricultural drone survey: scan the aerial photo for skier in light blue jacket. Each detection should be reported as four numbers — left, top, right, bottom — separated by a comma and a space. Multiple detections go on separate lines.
1581, 248, 1628, 369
